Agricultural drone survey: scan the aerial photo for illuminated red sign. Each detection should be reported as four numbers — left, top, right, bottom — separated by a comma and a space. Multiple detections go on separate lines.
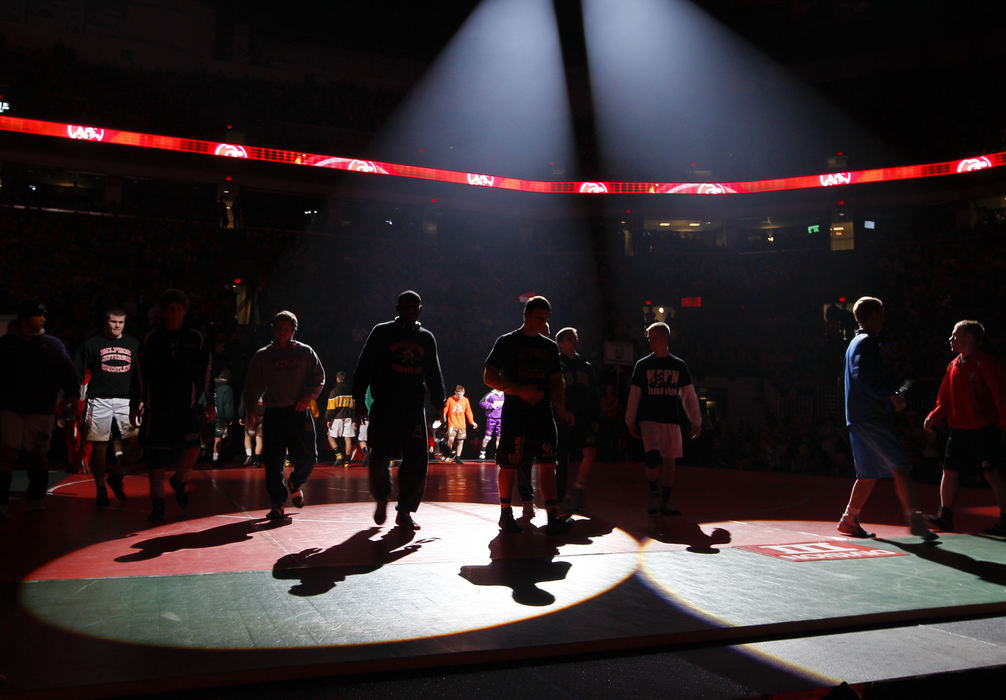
214, 143, 248, 158
2, 116, 1004, 196
819, 172, 852, 187
680, 297, 702, 308
956, 156, 992, 173
67, 125, 105, 141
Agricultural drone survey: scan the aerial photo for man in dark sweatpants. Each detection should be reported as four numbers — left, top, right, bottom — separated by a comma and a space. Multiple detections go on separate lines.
352, 290, 445, 531
244, 310, 325, 521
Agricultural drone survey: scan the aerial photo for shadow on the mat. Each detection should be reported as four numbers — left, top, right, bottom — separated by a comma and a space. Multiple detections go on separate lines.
457, 516, 613, 606
648, 519, 732, 553
881, 538, 1006, 586
272, 527, 432, 596
114, 516, 289, 562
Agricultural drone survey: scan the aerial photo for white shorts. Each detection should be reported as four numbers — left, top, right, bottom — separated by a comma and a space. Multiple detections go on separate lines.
328, 417, 355, 439
357, 419, 368, 443
640, 421, 683, 461
85, 397, 138, 442
0, 411, 54, 452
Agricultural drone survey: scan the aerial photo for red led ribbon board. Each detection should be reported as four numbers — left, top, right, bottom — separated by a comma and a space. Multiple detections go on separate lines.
2, 115, 1005, 196
738, 541, 908, 562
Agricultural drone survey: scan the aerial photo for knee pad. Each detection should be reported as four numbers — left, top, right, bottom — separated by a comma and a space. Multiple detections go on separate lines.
644, 450, 662, 470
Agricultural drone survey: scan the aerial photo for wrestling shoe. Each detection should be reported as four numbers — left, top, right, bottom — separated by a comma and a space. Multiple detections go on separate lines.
148, 498, 166, 523
909, 512, 939, 540
243, 455, 255, 466
924, 508, 954, 532
982, 517, 1006, 536
169, 474, 189, 508
288, 480, 305, 508
395, 511, 420, 531
837, 517, 874, 538
266, 505, 286, 522
107, 472, 127, 502
96, 486, 109, 508
499, 509, 523, 533
522, 500, 536, 519
545, 511, 572, 535
453, 456, 465, 465
374, 500, 388, 525
479, 451, 486, 460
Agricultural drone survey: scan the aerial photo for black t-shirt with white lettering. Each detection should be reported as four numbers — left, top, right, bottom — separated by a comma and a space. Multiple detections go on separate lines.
630, 352, 692, 424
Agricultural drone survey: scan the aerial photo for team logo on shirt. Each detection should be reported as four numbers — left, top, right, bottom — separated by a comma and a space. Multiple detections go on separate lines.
99, 346, 133, 373
390, 340, 425, 375
646, 369, 681, 395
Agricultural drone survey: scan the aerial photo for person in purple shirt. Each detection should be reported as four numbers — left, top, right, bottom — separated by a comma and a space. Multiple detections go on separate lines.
478, 389, 504, 461
838, 296, 936, 540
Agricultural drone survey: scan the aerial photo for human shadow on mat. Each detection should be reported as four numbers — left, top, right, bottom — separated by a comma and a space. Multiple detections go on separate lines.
272, 527, 432, 596
882, 539, 1006, 586
648, 519, 731, 553
115, 516, 289, 562
458, 516, 613, 607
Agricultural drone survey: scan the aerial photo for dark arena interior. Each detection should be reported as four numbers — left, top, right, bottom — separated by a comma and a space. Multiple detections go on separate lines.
2, 1, 1006, 698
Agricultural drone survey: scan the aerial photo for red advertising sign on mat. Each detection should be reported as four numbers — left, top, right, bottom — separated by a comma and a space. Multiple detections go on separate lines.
738, 541, 907, 562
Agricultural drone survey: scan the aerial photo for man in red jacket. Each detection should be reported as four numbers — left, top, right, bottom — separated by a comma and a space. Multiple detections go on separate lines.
924, 320, 1006, 535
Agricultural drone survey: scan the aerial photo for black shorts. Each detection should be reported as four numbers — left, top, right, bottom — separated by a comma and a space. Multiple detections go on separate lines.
560, 410, 598, 452
497, 407, 557, 468
944, 426, 1004, 473
143, 404, 202, 467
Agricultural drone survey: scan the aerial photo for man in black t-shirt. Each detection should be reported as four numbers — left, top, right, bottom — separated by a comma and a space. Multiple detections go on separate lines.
555, 327, 601, 514
625, 322, 701, 517
484, 296, 571, 535
140, 289, 214, 522
73, 306, 141, 507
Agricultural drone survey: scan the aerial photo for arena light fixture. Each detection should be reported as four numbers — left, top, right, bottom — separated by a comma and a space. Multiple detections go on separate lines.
1, 115, 1004, 196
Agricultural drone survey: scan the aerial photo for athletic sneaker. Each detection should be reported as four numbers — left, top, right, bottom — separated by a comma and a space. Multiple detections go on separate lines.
107, 472, 127, 502
244, 455, 255, 466
395, 511, 420, 531
374, 500, 388, 525
96, 486, 109, 508
288, 480, 305, 508
499, 509, 523, 533
479, 451, 486, 460
266, 505, 285, 522
837, 517, 874, 538
169, 474, 189, 508
522, 500, 536, 519
148, 498, 166, 523
982, 517, 1006, 536
545, 512, 572, 535
924, 509, 954, 532
909, 512, 939, 541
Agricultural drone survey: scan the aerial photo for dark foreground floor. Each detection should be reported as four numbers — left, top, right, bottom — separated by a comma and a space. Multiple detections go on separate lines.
3, 459, 1005, 698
